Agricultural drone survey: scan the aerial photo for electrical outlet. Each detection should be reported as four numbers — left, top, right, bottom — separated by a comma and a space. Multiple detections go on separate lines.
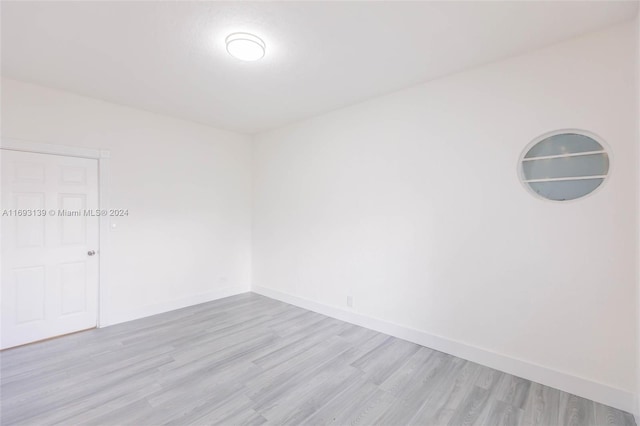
347, 295, 353, 308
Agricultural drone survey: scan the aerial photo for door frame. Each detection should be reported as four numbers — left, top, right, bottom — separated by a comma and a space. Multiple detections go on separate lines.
1, 138, 111, 328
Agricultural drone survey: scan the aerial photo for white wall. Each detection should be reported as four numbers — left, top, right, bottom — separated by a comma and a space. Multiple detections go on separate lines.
252, 22, 638, 412
636, 12, 640, 422
1, 78, 252, 325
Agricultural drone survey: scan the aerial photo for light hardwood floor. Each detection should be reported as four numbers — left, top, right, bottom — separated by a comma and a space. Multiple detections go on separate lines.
0, 293, 636, 426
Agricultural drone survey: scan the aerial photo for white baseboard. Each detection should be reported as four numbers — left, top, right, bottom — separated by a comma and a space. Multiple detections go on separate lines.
105, 286, 248, 326
252, 285, 637, 416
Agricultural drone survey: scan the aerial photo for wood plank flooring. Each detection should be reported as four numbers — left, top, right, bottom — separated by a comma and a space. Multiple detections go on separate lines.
1, 293, 636, 426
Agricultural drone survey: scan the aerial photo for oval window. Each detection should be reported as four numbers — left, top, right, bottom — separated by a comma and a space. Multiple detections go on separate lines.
519, 131, 610, 201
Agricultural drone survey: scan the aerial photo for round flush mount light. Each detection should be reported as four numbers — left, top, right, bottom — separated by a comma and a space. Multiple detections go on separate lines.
225, 32, 266, 61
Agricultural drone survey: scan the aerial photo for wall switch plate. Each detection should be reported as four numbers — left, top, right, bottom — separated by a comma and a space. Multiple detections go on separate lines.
347, 296, 353, 307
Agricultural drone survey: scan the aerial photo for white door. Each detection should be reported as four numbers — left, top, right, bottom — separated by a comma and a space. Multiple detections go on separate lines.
1, 149, 99, 349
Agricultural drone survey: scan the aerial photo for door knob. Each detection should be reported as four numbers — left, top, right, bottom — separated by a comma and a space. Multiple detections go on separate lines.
88, 250, 96, 256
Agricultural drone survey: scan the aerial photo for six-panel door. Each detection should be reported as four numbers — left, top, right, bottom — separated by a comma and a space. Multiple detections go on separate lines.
1, 150, 99, 349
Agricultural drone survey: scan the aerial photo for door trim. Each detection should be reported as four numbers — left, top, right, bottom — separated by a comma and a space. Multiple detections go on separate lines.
1, 138, 111, 328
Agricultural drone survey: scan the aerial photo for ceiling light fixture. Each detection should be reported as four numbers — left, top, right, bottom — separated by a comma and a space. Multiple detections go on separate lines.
225, 32, 266, 61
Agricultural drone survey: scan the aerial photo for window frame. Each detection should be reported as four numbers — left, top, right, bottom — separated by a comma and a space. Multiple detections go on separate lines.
517, 129, 613, 203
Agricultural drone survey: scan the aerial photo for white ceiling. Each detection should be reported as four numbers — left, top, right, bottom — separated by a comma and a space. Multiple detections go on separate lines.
2, 1, 638, 134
